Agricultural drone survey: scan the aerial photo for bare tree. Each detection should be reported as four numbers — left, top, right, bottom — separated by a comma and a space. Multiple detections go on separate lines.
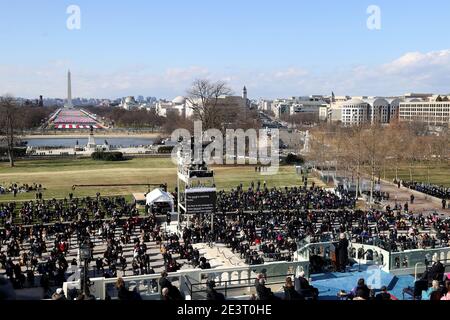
385, 123, 409, 181
360, 124, 385, 205
329, 126, 348, 180
307, 127, 335, 184
162, 112, 194, 135
281, 113, 319, 128
401, 129, 420, 182
343, 126, 364, 199
433, 127, 450, 163
186, 79, 233, 130
0, 96, 22, 167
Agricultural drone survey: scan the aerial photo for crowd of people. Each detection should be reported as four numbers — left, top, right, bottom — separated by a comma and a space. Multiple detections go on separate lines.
0, 194, 205, 300
402, 181, 450, 204
173, 184, 450, 275
412, 254, 450, 300
339, 272, 450, 301
0, 183, 44, 197
1, 180, 450, 301
337, 278, 398, 300
0, 195, 139, 225
210, 185, 450, 263
216, 184, 356, 212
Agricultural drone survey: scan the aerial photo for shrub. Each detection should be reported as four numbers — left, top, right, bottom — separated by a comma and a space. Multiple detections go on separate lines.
284, 153, 304, 165
0, 147, 27, 157
91, 151, 124, 161
157, 146, 175, 154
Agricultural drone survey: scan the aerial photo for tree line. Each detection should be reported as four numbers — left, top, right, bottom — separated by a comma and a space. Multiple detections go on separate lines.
86, 79, 261, 134
307, 122, 450, 201
0, 79, 261, 167
0, 96, 57, 167
83, 106, 164, 131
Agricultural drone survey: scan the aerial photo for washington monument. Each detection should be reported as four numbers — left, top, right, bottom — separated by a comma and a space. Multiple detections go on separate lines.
64, 70, 73, 108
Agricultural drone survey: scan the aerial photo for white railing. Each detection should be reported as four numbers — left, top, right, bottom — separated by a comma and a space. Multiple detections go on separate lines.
63, 242, 450, 300
193, 260, 308, 287
296, 241, 336, 262
389, 247, 450, 276
64, 260, 309, 300
349, 243, 391, 272
297, 240, 450, 276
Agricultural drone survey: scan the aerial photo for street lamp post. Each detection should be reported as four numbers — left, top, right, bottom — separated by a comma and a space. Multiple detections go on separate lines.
79, 241, 91, 296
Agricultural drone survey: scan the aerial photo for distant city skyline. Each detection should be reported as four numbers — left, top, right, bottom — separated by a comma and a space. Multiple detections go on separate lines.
2, 0, 450, 99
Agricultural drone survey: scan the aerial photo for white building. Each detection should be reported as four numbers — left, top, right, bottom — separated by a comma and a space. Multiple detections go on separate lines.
155, 96, 189, 118
333, 96, 351, 103
399, 96, 450, 126
404, 93, 434, 100
362, 98, 390, 124
154, 86, 249, 119
289, 97, 329, 116
258, 99, 273, 112
319, 106, 329, 122
325, 95, 404, 125
185, 89, 248, 119
386, 98, 403, 123
331, 98, 370, 126
269, 96, 328, 119
271, 100, 291, 118
120, 96, 139, 110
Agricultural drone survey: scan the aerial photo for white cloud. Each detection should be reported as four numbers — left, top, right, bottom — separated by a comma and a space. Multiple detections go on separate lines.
2, 49, 450, 99
382, 50, 450, 77
274, 68, 309, 79
164, 66, 209, 81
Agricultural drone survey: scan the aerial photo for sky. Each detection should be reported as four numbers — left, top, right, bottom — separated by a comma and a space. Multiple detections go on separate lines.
1, 0, 450, 99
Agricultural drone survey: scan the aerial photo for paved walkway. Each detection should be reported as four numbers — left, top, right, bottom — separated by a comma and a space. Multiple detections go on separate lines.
380, 180, 449, 216
193, 244, 247, 269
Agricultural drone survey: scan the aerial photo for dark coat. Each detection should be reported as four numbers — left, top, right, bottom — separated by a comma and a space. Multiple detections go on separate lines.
336, 238, 349, 266
206, 288, 226, 301
118, 286, 132, 300
430, 262, 445, 281
298, 276, 312, 290
168, 285, 184, 301
159, 277, 172, 292
375, 292, 391, 301
256, 283, 274, 301
355, 285, 370, 300
284, 286, 304, 300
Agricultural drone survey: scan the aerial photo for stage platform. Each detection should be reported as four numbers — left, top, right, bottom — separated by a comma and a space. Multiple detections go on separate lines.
311, 265, 416, 300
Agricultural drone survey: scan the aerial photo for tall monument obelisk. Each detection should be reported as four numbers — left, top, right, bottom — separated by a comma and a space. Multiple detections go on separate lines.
64, 70, 73, 109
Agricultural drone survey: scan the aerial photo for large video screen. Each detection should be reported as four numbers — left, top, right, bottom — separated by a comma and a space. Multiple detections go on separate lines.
185, 188, 216, 214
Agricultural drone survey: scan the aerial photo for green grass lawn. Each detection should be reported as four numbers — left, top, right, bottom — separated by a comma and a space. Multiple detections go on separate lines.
381, 163, 450, 187
0, 157, 304, 202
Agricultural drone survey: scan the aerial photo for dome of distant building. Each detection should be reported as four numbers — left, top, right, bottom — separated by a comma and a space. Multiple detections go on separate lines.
340, 98, 366, 106
125, 96, 136, 103
172, 96, 186, 104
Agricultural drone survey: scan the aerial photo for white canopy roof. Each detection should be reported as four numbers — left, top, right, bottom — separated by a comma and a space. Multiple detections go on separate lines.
146, 188, 174, 206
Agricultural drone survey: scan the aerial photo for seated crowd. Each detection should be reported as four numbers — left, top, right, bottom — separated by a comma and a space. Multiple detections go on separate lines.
0, 183, 44, 197
185, 184, 450, 267
0, 194, 209, 299
1, 181, 449, 301
216, 183, 356, 212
